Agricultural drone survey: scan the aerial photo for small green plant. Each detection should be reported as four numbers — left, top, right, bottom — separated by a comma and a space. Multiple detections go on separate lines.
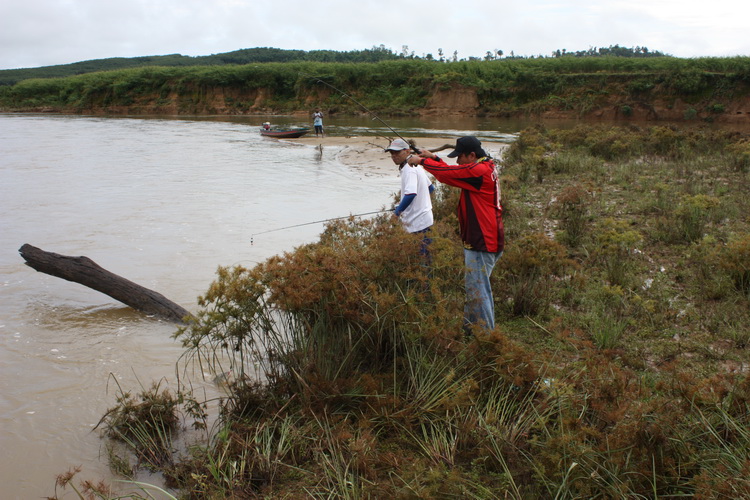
400, 341, 475, 417
584, 285, 629, 349
655, 193, 722, 244
691, 235, 733, 300
728, 140, 750, 172
581, 284, 638, 349
497, 232, 577, 316
675, 194, 721, 243
105, 444, 133, 478
311, 416, 376, 499
503, 125, 551, 183
719, 316, 750, 348
644, 182, 672, 215
589, 314, 628, 350
412, 418, 459, 467
711, 234, 750, 295
593, 219, 643, 287
668, 69, 707, 95
96, 378, 180, 471
627, 79, 655, 94
550, 183, 594, 247
520, 145, 548, 183
547, 150, 605, 176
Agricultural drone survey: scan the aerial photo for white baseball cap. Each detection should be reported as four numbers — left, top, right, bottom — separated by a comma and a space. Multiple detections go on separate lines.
385, 138, 410, 152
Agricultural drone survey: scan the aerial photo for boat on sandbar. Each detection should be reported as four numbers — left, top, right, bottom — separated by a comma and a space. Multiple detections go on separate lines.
259, 125, 310, 139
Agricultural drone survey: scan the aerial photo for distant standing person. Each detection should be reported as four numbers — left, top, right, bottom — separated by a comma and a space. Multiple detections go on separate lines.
407, 136, 504, 334
312, 109, 324, 137
385, 139, 434, 257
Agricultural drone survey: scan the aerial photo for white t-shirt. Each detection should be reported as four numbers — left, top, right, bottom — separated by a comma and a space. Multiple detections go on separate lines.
399, 164, 434, 233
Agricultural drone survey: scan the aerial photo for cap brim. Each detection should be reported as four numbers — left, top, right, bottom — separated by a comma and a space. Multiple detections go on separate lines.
446, 149, 460, 158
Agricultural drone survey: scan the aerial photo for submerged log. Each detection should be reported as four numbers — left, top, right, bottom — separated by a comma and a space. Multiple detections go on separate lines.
19, 244, 192, 323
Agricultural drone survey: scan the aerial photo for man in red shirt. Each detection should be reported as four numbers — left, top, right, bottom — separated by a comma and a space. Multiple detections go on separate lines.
408, 136, 504, 334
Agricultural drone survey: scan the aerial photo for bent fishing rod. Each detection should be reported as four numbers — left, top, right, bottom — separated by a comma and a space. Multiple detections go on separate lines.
251, 209, 391, 244
302, 72, 420, 153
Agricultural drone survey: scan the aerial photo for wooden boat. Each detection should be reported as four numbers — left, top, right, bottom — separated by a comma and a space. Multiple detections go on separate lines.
260, 127, 310, 139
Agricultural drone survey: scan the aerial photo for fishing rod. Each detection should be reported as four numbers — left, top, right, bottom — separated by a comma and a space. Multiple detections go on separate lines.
302, 72, 419, 153
251, 209, 390, 245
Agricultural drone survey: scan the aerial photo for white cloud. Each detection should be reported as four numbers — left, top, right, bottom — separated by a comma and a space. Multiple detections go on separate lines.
1, 0, 748, 69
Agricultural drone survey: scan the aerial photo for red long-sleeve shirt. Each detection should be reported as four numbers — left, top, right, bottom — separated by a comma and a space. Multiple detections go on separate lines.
421, 156, 504, 253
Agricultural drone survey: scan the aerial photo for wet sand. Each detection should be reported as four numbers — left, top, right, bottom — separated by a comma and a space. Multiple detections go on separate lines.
287, 135, 508, 177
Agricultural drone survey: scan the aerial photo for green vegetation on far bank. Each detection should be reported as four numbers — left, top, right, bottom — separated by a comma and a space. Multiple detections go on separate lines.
54, 124, 750, 499
3, 56, 750, 121
0, 46, 405, 86
0, 44, 668, 87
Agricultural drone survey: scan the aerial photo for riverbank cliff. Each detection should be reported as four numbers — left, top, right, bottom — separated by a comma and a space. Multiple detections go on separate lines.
2, 58, 750, 123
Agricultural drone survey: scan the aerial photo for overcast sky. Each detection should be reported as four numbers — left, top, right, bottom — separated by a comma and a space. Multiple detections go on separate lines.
1, 0, 748, 70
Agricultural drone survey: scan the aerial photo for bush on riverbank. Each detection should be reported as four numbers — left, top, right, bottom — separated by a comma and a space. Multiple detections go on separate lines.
54, 124, 750, 499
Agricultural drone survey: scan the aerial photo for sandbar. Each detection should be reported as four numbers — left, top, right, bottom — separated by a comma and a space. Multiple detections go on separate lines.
286, 135, 509, 177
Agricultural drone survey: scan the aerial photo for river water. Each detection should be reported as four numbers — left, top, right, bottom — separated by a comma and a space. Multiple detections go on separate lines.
0, 113, 519, 498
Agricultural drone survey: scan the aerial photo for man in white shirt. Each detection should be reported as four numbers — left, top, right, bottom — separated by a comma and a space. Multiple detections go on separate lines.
385, 138, 435, 258
312, 109, 324, 137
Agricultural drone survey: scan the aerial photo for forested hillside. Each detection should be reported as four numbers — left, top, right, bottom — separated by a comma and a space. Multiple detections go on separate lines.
0, 46, 404, 86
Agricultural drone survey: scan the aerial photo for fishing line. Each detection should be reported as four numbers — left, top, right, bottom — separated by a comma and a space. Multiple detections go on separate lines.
251, 209, 390, 244
302, 72, 418, 152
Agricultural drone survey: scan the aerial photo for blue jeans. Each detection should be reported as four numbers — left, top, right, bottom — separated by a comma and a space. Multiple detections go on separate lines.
411, 227, 432, 288
413, 226, 432, 261
464, 248, 502, 333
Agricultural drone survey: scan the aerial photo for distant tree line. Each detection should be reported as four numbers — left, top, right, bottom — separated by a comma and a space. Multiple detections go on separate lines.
0, 44, 673, 87
551, 44, 668, 58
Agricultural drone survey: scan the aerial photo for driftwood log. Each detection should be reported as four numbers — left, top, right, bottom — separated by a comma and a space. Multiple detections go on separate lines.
19, 244, 192, 323
428, 143, 456, 153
